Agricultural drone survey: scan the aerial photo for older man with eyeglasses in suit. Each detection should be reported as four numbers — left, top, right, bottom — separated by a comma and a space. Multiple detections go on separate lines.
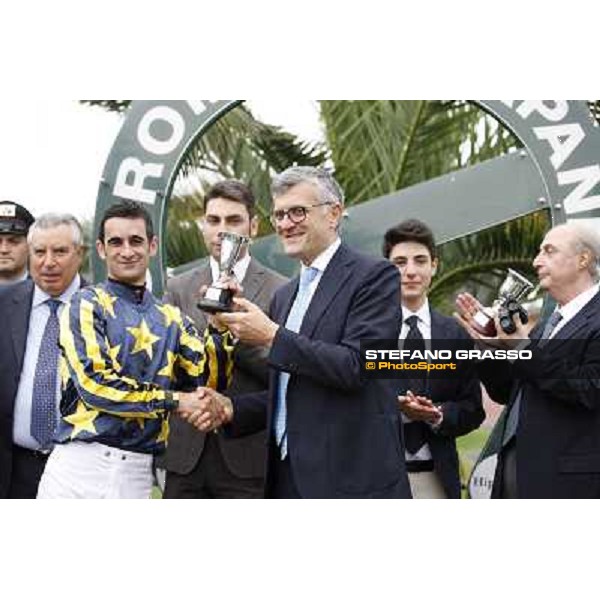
200, 167, 411, 499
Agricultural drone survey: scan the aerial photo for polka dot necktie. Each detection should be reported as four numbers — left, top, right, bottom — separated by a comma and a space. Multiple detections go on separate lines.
30, 298, 62, 449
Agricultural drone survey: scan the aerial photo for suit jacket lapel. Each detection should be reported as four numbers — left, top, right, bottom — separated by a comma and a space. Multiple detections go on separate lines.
300, 245, 353, 338
193, 265, 213, 330
424, 309, 452, 396
553, 291, 600, 341
242, 258, 266, 304
430, 309, 452, 347
529, 291, 600, 352
9, 280, 34, 372
277, 278, 298, 325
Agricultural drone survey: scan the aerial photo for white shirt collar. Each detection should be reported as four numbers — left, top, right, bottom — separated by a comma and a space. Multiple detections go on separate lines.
209, 252, 251, 284
401, 298, 431, 327
555, 283, 600, 325
303, 237, 341, 276
32, 274, 81, 308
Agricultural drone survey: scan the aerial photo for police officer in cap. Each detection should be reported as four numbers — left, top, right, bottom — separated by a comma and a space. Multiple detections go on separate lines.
0, 200, 34, 285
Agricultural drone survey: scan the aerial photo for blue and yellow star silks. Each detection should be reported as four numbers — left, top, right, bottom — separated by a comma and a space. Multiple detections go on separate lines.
55, 280, 234, 454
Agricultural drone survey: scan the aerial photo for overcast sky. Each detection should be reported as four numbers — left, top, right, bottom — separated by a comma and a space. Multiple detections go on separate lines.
0, 100, 323, 223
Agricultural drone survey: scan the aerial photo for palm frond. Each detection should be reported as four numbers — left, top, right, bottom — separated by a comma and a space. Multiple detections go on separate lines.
319, 100, 519, 206
431, 211, 550, 314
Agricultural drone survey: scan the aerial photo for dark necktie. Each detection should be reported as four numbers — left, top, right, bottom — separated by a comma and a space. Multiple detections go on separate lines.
536, 311, 563, 348
401, 315, 429, 454
502, 311, 563, 446
31, 298, 62, 449
404, 315, 426, 394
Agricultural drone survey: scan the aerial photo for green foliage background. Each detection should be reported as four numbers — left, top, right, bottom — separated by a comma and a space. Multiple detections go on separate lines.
82, 99, 584, 310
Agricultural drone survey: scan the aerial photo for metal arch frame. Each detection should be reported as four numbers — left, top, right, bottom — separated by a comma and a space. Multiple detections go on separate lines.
93, 100, 242, 293
93, 100, 600, 295
474, 100, 600, 225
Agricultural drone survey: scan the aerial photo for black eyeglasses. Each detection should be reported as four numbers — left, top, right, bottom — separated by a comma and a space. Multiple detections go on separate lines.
270, 202, 332, 226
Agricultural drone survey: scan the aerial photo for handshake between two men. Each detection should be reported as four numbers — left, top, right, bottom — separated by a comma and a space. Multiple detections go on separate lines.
177, 276, 282, 433
176, 388, 234, 432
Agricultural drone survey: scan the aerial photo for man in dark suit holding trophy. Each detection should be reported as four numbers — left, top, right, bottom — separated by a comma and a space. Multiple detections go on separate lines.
457, 222, 600, 498
161, 180, 286, 499
202, 167, 411, 499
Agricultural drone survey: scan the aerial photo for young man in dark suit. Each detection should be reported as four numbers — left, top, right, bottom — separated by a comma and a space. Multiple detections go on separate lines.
0, 213, 84, 498
457, 222, 600, 498
205, 167, 411, 499
383, 219, 484, 498
161, 180, 286, 498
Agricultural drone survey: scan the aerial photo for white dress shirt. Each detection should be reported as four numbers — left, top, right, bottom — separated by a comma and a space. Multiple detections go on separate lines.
209, 252, 251, 285
295, 237, 341, 306
13, 275, 81, 450
550, 283, 600, 338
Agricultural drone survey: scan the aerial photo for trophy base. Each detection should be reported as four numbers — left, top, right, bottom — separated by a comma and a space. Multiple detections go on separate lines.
197, 286, 234, 314
472, 309, 497, 336
197, 298, 234, 314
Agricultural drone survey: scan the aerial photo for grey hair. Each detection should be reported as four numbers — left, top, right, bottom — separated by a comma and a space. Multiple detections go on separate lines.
271, 166, 345, 206
28, 213, 84, 247
563, 222, 600, 281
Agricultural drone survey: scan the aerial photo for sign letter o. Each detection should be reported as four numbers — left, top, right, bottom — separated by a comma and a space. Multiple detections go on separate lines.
138, 106, 185, 156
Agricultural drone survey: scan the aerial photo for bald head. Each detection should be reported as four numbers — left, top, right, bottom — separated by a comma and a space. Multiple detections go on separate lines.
533, 222, 600, 305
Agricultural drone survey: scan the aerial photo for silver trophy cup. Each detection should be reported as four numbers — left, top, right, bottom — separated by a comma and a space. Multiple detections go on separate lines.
472, 268, 535, 336
197, 231, 250, 314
